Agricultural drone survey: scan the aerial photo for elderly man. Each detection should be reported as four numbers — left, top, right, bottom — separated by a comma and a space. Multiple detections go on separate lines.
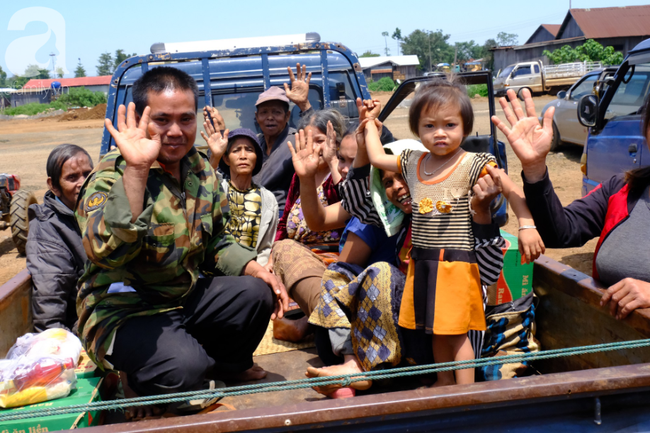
75, 66, 288, 413
251, 65, 313, 214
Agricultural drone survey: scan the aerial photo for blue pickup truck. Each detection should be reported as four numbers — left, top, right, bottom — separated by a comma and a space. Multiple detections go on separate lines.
100, 33, 508, 224
578, 38, 650, 195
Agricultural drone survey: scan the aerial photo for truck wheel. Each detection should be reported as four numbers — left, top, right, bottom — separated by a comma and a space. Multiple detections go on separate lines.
10, 190, 37, 256
517, 88, 532, 100
550, 122, 561, 152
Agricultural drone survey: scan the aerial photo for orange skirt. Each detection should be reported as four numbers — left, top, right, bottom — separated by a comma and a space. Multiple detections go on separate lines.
398, 247, 486, 335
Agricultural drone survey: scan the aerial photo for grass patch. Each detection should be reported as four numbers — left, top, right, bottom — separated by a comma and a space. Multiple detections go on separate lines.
467, 84, 488, 98
3, 101, 68, 116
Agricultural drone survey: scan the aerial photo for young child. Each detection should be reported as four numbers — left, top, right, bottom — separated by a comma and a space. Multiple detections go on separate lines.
362, 78, 544, 386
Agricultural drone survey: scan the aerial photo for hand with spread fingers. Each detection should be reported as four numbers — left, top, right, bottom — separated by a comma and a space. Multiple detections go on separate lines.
601, 278, 650, 320
323, 120, 339, 169
491, 88, 555, 182
203, 105, 226, 131
200, 113, 229, 170
284, 63, 312, 112
287, 128, 320, 180
104, 102, 161, 170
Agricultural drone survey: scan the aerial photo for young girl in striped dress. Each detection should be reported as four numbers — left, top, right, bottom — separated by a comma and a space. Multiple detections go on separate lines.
363, 78, 544, 386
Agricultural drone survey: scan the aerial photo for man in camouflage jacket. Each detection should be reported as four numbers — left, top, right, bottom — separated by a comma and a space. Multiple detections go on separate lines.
76, 67, 288, 400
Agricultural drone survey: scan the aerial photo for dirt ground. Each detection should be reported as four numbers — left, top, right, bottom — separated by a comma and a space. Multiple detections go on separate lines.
0, 94, 596, 285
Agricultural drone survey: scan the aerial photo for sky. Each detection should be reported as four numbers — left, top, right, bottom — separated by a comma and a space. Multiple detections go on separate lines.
1, 0, 647, 79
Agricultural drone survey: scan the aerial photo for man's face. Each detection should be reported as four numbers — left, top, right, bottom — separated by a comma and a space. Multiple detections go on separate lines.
255, 101, 290, 137
141, 89, 197, 167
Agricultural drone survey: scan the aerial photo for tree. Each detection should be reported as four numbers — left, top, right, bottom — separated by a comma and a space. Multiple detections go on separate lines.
360, 50, 380, 57
455, 40, 485, 62
114, 49, 137, 69
55, 67, 65, 78
24, 64, 49, 78
381, 31, 390, 56
96, 52, 114, 76
482, 38, 498, 72
74, 60, 87, 78
8, 76, 29, 88
401, 29, 453, 71
496, 32, 518, 47
392, 28, 403, 56
543, 39, 624, 66
0, 66, 7, 88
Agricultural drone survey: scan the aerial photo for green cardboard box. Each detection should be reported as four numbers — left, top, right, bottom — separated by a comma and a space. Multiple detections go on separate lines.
0, 376, 103, 432
487, 230, 534, 306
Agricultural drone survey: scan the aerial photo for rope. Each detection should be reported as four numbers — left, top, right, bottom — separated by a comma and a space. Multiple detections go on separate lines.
2, 338, 650, 422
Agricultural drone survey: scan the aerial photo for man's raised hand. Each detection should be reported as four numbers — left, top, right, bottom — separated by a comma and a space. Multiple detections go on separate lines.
200, 111, 229, 169
284, 63, 312, 111
104, 102, 160, 170
491, 89, 554, 182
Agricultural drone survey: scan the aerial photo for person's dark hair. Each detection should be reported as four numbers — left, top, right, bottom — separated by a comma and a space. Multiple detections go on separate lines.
132, 66, 199, 115
625, 93, 650, 192
408, 76, 473, 137
46, 144, 93, 190
342, 121, 358, 140
298, 108, 346, 143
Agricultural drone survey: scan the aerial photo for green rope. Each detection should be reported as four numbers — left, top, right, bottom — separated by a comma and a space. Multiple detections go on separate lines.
2, 338, 650, 422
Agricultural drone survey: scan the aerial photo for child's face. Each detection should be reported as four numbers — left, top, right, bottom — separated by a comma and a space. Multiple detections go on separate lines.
417, 103, 466, 157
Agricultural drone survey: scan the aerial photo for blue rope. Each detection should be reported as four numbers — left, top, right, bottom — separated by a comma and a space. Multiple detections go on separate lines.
1, 338, 650, 422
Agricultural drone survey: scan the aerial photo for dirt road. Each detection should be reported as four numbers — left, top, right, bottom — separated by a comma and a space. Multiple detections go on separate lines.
0, 94, 596, 285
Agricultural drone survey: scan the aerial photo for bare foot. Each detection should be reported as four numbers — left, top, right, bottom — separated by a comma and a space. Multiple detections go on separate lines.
305, 356, 371, 396
272, 316, 312, 342
119, 372, 165, 421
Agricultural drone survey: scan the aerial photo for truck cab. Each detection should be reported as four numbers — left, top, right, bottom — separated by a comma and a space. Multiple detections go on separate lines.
494, 61, 542, 97
578, 38, 650, 195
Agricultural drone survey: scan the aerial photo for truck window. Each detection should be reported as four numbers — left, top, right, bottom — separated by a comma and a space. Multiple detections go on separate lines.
605, 64, 650, 120
514, 66, 531, 77
499, 66, 514, 78
569, 74, 598, 100
534, 65, 540, 74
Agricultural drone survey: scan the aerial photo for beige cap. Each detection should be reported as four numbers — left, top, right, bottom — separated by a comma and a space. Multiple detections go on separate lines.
255, 86, 290, 106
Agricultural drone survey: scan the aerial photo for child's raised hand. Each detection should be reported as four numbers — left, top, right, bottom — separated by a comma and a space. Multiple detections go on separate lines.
287, 128, 319, 180
491, 89, 554, 182
518, 227, 545, 264
356, 98, 382, 123
471, 164, 503, 214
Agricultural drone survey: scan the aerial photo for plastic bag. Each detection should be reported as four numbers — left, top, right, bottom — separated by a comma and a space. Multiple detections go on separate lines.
0, 328, 81, 408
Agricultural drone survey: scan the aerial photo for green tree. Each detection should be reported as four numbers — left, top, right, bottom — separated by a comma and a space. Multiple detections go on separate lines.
496, 32, 518, 47
0, 66, 7, 88
482, 38, 498, 72
24, 64, 50, 78
360, 50, 380, 57
543, 39, 624, 65
381, 31, 390, 56
455, 40, 485, 62
8, 76, 29, 88
58, 86, 107, 107
96, 52, 114, 76
401, 29, 453, 72
114, 49, 137, 69
55, 67, 65, 78
392, 28, 403, 56
74, 60, 87, 78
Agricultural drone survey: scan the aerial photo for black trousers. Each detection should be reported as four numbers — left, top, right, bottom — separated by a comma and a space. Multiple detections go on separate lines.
106, 276, 273, 396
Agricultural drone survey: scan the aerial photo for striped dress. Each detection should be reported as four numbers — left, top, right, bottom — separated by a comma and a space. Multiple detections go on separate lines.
398, 149, 499, 335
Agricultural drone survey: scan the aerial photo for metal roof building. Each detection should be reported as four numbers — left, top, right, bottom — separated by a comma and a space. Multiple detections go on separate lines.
358, 55, 420, 81
23, 76, 112, 95
491, 5, 650, 73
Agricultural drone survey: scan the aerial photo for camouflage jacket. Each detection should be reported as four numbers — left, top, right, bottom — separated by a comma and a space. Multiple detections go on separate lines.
75, 147, 257, 366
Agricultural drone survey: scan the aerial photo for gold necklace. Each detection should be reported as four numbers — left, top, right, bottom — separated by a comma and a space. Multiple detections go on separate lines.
422, 148, 461, 177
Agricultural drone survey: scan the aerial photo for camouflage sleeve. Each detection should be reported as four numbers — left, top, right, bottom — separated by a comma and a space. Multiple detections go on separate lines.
76, 168, 154, 270
201, 173, 257, 276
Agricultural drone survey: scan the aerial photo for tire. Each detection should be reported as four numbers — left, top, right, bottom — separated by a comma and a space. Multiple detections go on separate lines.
517, 87, 532, 100
550, 121, 561, 152
10, 190, 37, 256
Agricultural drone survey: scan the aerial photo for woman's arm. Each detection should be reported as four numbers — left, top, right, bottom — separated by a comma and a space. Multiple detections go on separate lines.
338, 232, 373, 267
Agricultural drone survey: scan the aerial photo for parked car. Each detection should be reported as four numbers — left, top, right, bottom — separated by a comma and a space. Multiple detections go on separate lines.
494, 60, 602, 98
541, 67, 617, 151
577, 38, 650, 195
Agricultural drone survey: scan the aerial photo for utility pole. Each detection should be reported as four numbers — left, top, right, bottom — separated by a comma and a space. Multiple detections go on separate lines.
428, 31, 432, 72
49, 52, 56, 75
382, 31, 389, 56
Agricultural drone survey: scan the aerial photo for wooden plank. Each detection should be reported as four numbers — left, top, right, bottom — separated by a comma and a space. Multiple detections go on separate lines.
0, 268, 32, 357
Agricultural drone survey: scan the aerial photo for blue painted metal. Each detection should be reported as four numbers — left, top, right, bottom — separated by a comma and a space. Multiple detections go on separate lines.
581, 38, 650, 195
201, 58, 212, 108
100, 42, 371, 157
